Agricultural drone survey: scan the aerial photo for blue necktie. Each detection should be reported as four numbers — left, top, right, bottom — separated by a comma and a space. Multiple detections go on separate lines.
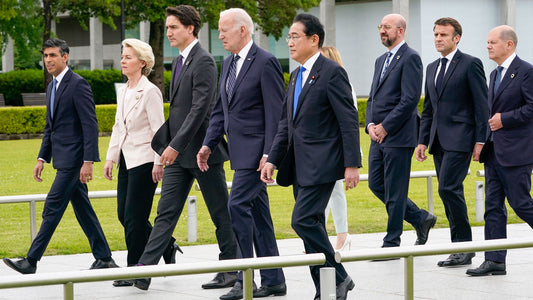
380, 52, 392, 81
293, 66, 306, 115
494, 66, 504, 93
435, 57, 448, 94
172, 55, 183, 87
226, 54, 240, 103
50, 78, 57, 119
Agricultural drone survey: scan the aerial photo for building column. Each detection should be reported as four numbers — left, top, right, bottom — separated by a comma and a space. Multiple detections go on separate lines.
90, 17, 103, 70
254, 27, 269, 51
320, 0, 336, 47
392, 0, 410, 41
198, 22, 210, 49
139, 21, 150, 43
501, 0, 516, 28
2, 36, 14, 72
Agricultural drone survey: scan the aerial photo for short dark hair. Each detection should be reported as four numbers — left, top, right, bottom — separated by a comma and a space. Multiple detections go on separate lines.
42, 38, 69, 56
434, 17, 462, 37
166, 5, 202, 38
293, 13, 325, 48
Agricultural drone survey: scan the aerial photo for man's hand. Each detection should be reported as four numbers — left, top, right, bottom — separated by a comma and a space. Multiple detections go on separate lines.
488, 113, 503, 131
257, 156, 268, 172
373, 123, 388, 143
344, 167, 360, 191
152, 164, 164, 183
261, 162, 276, 184
103, 160, 114, 181
368, 124, 379, 142
160, 146, 179, 167
79, 162, 93, 184
472, 143, 484, 162
415, 144, 427, 162
197, 146, 211, 172
33, 160, 44, 182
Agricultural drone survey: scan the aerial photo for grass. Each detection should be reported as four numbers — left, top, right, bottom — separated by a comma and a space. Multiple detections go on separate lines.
0, 133, 526, 259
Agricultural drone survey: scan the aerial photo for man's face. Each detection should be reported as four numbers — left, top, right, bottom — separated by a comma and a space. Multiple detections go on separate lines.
434, 24, 460, 56
487, 29, 511, 65
166, 15, 193, 50
218, 14, 243, 54
43, 47, 68, 77
379, 15, 401, 48
287, 21, 316, 64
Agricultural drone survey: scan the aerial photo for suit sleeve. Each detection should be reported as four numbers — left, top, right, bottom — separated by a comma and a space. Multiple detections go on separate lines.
73, 78, 100, 162
418, 65, 434, 146
203, 91, 225, 151
169, 55, 217, 153
468, 57, 489, 143
261, 56, 284, 155
381, 53, 423, 136
500, 67, 533, 129
267, 95, 290, 166
105, 91, 122, 163
144, 85, 165, 164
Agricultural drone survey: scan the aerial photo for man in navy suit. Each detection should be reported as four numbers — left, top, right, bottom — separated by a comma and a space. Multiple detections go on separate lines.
261, 14, 360, 300
3, 38, 117, 274
467, 25, 533, 276
366, 14, 437, 250
416, 17, 488, 267
198, 8, 286, 300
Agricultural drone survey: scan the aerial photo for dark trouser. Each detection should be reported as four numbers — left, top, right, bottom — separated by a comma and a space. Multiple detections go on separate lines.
117, 153, 157, 266
229, 169, 285, 286
484, 148, 533, 263
368, 142, 427, 247
28, 167, 112, 261
432, 140, 473, 243
292, 180, 347, 294
139, 162, 236, 265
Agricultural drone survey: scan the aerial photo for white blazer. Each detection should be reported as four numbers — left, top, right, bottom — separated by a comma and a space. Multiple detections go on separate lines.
106, 75, 165, 169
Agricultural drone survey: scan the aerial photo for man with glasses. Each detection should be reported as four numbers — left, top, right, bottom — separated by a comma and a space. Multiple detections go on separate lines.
262, 13, 360, 300
366, 14, 437, 252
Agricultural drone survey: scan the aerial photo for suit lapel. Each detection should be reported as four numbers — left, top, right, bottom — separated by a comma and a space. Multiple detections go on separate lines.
171, 43, 199, 101
52, 69, 72, 123
438, 50, 461, 99
494, 56, 520, 100
294, 55, 323, 118
228, 44, 257, 105
220, 56, 232, 107
370, 53, 387, 98
427, 59, 439, 98
123, 77, 146, 119
288, 68, 298, 121
488, 69, 496, 110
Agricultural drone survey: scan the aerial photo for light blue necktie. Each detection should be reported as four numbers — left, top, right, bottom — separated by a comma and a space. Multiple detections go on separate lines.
293, 66, 306, 115
494, 66, 504, 93
380, 52, 393, 81
50, 78, 57, 119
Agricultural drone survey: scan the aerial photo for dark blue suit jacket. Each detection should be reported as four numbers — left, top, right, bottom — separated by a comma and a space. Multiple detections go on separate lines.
419, 50, 488, 153
480, 56, 533, 166
366, 43, 422, 147
268, 54, 361, 187
38, 69, 100, 169
203, 43, 283, 170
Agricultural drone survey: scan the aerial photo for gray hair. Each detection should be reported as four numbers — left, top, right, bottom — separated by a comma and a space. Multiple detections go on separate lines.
122, 38, 155, 76
220, 8, 254, 37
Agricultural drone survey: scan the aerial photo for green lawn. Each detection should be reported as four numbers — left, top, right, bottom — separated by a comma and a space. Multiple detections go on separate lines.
0, 133, 525, 258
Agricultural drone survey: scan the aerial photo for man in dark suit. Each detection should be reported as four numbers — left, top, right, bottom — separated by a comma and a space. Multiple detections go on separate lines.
416, 17, 488, 267
261, 14, 360, 300
366, 14, 437, 250
467, 25, 533, 276
3, 38, 117, 274
198, 8, 286, 300
135, 5, 237, 290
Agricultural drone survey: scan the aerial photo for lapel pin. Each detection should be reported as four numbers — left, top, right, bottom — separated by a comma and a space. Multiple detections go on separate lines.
185, 61, 190, 66
309, 75, 316, 85
396, 55, 400, 60
247, 58, 251, 61
136, 95, 139, 100
511, 74, 515, 78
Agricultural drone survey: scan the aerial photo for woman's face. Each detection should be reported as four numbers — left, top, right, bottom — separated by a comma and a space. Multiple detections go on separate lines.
121, 46, 145, 79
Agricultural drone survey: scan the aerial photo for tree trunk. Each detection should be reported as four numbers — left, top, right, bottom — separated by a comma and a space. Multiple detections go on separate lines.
148, 19, 166, 99
42, 0, 52, 87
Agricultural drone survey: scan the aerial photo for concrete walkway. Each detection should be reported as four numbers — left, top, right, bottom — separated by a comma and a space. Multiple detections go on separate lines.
1, 223, 533, 300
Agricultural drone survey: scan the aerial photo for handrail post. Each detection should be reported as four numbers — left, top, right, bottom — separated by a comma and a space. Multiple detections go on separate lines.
404, 256, 414, 300
475, 181, 485, 222
187, 196, 197, 242
426, 176, 434, 214
320, 267, 336, 299
30, 200, 37, 241
243, 268, 253, 299
64, 282, 74, 300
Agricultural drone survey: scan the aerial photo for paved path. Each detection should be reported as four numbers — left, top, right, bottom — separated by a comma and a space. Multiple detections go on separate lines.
1, 224, 533, 299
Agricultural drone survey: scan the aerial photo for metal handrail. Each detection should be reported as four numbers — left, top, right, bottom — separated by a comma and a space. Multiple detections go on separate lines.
0, 253, 326, 300
335, 238, 533, 300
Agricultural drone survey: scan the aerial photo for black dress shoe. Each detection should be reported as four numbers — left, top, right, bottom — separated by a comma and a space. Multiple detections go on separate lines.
466, 260, 506, 276
3, 257, 36, 274
219, 281, 257, 300
336, 275, 355, 300
112, 279, 134, 287
90, 258, 119, 269
415, 213, 437, 245
253, 282, 287, 297
202, 272, 238, 289
134, 278, 151, 290
437, 252, 475, 267
163, 240, 183, 264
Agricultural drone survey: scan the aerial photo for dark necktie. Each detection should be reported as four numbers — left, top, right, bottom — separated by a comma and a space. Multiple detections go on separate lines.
50, 78, 57, 119
226, 54, 240, 103
494, 66, 504, 93
172, 55, 183, 87
293, 66, 306, 115
380, 52, 392, 81
435, 57, 448, 94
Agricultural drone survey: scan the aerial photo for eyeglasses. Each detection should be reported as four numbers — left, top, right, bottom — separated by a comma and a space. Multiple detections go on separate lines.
377, 24, 400, 31
286, 35, 305, 43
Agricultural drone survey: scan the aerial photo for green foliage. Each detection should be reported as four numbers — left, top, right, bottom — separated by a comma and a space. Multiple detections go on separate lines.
0, 106, 46, 134
0, 0, 42, 61
0, 69, 44, 106
75, 69, 123, 105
